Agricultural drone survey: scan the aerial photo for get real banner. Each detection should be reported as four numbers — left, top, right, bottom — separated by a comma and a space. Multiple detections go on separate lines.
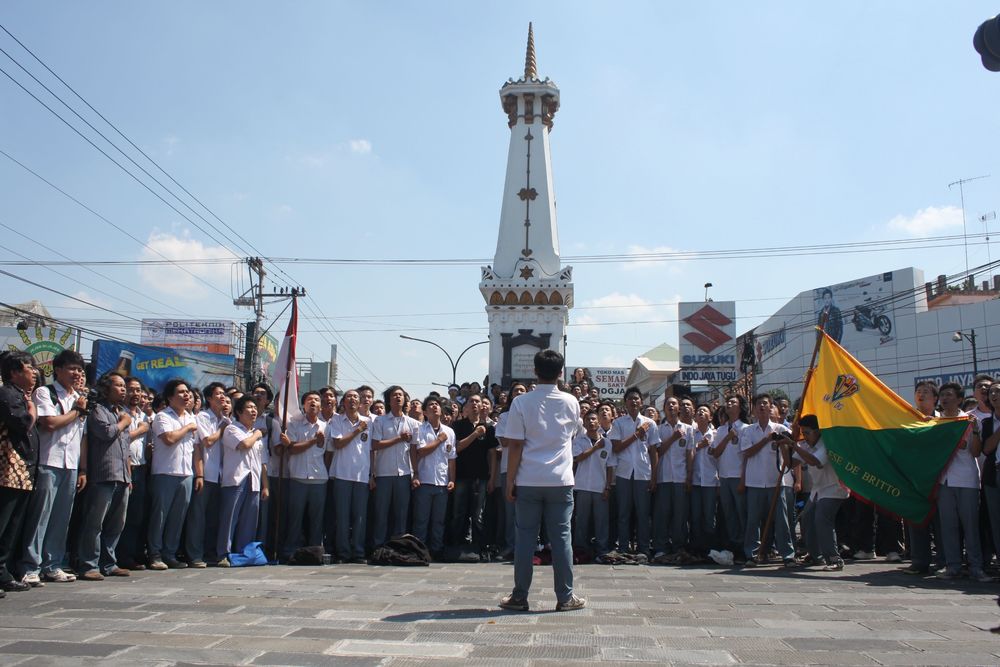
92, 339, 236, 393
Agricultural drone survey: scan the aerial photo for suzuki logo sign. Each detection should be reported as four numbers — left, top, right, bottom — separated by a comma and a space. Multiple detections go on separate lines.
678, 301, 737, 371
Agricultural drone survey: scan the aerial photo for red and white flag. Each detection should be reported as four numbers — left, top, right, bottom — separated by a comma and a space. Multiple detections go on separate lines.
271, 298, 301, 426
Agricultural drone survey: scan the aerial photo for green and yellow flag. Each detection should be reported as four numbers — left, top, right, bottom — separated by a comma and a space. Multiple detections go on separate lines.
801, 330, 972, 523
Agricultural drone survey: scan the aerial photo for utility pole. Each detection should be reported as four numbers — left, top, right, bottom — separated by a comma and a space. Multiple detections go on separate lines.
234, 257, 305, 388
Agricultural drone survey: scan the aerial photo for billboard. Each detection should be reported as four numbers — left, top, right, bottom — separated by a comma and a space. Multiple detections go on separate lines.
92, 339, 235, 393
1, 325, 78, 381
678, 301, 737, 371
586, 366, 628, 399
814, 271, 897, 348
140, 319, 238, 355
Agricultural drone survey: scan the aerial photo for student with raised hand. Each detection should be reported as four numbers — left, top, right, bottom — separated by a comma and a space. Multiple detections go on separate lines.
371, 386, 422, 547
688, 404, 718, 559
146, 379, 199, 571
216, 395, 269, 566
281, 391, 327, 560
572, 409, 612, 561
653, 396, 692, 559
185, 382, 229, 568
324, 389, 374, 564
609, 387, 660, 556
410, 395, 457, 558
709, 395, 747, 561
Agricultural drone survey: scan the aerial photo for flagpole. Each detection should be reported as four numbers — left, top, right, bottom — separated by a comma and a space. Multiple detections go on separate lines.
272, 295, 297, 563
757, 314, 828, 564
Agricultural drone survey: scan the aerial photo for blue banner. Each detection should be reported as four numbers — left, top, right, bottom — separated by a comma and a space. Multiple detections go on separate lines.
92, 339, 235, 393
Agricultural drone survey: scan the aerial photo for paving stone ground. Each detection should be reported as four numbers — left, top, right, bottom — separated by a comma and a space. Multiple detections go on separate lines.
0, 561, 997, 666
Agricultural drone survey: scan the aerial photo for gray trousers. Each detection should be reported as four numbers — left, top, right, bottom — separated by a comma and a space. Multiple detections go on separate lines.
20, 465, 77, 576
283, 480, 327, 558
412, 484, 449, 552
801, 497, 843, 562
718, 477, 746, 553
184, 480, 220, 563
745, 486, 793, 561
689, 485, 717, 553
908, 512, 945, 570
513, 486, 574, 603
334, 479, 368, 560
937, 484, 983, 571
373, 474, 411, 546
615, 475, 652, 553
652, 482, 689, 553
147, 474, 192, 562
574, 490, 609, 555
499, 472, 515, 552
77, 481, 129, 574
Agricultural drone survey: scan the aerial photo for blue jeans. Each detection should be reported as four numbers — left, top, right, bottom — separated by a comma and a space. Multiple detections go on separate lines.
615, 475, 652, 553
718, 477, 746, 554
937, 483, 982, 572
373, 474, 411, 547
513, 485, 574, 604
21, 465, 77, 576
77, 481, 129, 573
283, 480, 326, 558
118, 464, 147, 565
689, 485, 717, 554
908, 512, 945, 570
652, 482, 688, 553
334, 479, 368, 560
147, 474, 192, 562
450, 478, 487, 550
184, 480, 220, 563
412, 484, 449, 552
218, 477, 261, 556
744, 486, 793, 561
574, 490, 609, 555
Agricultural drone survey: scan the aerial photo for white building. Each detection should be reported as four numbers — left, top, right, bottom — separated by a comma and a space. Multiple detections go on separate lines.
744, 267, 1000, 402
480, 24, 574, 387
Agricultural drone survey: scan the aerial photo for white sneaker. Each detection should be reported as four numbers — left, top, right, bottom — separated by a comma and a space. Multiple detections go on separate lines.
41, 569, 77, 583
885, 551, 902, 563
852, 550, 874, 560
21, 573, 44, 587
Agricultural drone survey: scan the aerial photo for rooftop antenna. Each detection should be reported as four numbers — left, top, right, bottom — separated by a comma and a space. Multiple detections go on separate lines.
980, 211, 995, 265
948, 174, 989, 281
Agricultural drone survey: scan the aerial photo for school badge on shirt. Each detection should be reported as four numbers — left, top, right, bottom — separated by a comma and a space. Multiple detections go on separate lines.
361, 433, 368, 441
446, 444, 454, 454
600, 450, 608, 459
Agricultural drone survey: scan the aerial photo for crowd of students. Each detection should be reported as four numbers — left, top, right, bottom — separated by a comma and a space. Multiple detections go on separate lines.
0, 348, 997, 599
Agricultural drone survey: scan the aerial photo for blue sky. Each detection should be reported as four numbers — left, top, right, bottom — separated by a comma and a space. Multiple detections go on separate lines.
2, 2, 999, 398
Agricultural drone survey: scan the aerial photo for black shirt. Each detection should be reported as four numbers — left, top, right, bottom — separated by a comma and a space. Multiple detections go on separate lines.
453, 418, 496, 480
0, 384, 39, 479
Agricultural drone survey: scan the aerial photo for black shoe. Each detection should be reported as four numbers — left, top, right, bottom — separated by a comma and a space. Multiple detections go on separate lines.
2, 580, 30, 592
164, 559, 188, 570
349, 557, 366, 564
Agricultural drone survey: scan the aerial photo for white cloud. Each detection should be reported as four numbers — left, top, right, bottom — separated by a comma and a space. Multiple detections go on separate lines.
583, 292, 654, 312
62, 291, 113, 310
574, 292, 658, 332
348, 139, 372, 155
138, 231, 238, 299
297, 153, 329, 169
162, 135, 179, 157
887, 205, 963, 237
622, 244, 685, 273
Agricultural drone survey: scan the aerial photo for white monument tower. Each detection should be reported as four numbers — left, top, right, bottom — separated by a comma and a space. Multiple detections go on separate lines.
480, 24, 574, 387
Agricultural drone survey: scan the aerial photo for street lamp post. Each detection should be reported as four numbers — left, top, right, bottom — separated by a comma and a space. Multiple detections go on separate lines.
399, 335, 489, 385
953, 329, 979, 377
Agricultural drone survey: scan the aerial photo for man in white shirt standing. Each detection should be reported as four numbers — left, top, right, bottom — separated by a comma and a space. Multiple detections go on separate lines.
653, 396, 692, 558
740, 393, 795, 567
371, 385, 421, 547
572, 409, 612, 559
280, 391, 327, 560
501, 350, 586, 612
20, 350, 88, 585
185, 382, 229, 567
325, 389, 374, 564
609, 387, 660, 556
709, 396, 747, 560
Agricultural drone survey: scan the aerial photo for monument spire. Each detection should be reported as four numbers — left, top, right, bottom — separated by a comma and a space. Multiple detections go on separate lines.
480, 25, 574, 388
524, 22, 537, 80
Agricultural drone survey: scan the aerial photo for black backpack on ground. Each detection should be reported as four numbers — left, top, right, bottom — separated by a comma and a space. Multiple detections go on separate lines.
370, 534, 431, 566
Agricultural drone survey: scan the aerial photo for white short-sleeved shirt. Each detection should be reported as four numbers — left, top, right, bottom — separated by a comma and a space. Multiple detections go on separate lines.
371, 413, 421, 477
254, 413, 279, 476
414, 421, 456, 487
691, 426, 719, 487
325, 413, 373, 482
34, 381, 85, 469
572, 433, 611, 494
942, 411, 981, 489
196, 409, 229, 483
710, 420, 745, 479
609, 413, 660, 481
285, 415, 328, 481
151, 407, 197, 477
504, 385, 581, 487
971, 407, 992, 426
495, 412, 510, 475
221, 422, 265, 491
793, 439, 849, 500
128, 408, 149, 466
657, 420, 693, 484
740, 421, 790, 488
